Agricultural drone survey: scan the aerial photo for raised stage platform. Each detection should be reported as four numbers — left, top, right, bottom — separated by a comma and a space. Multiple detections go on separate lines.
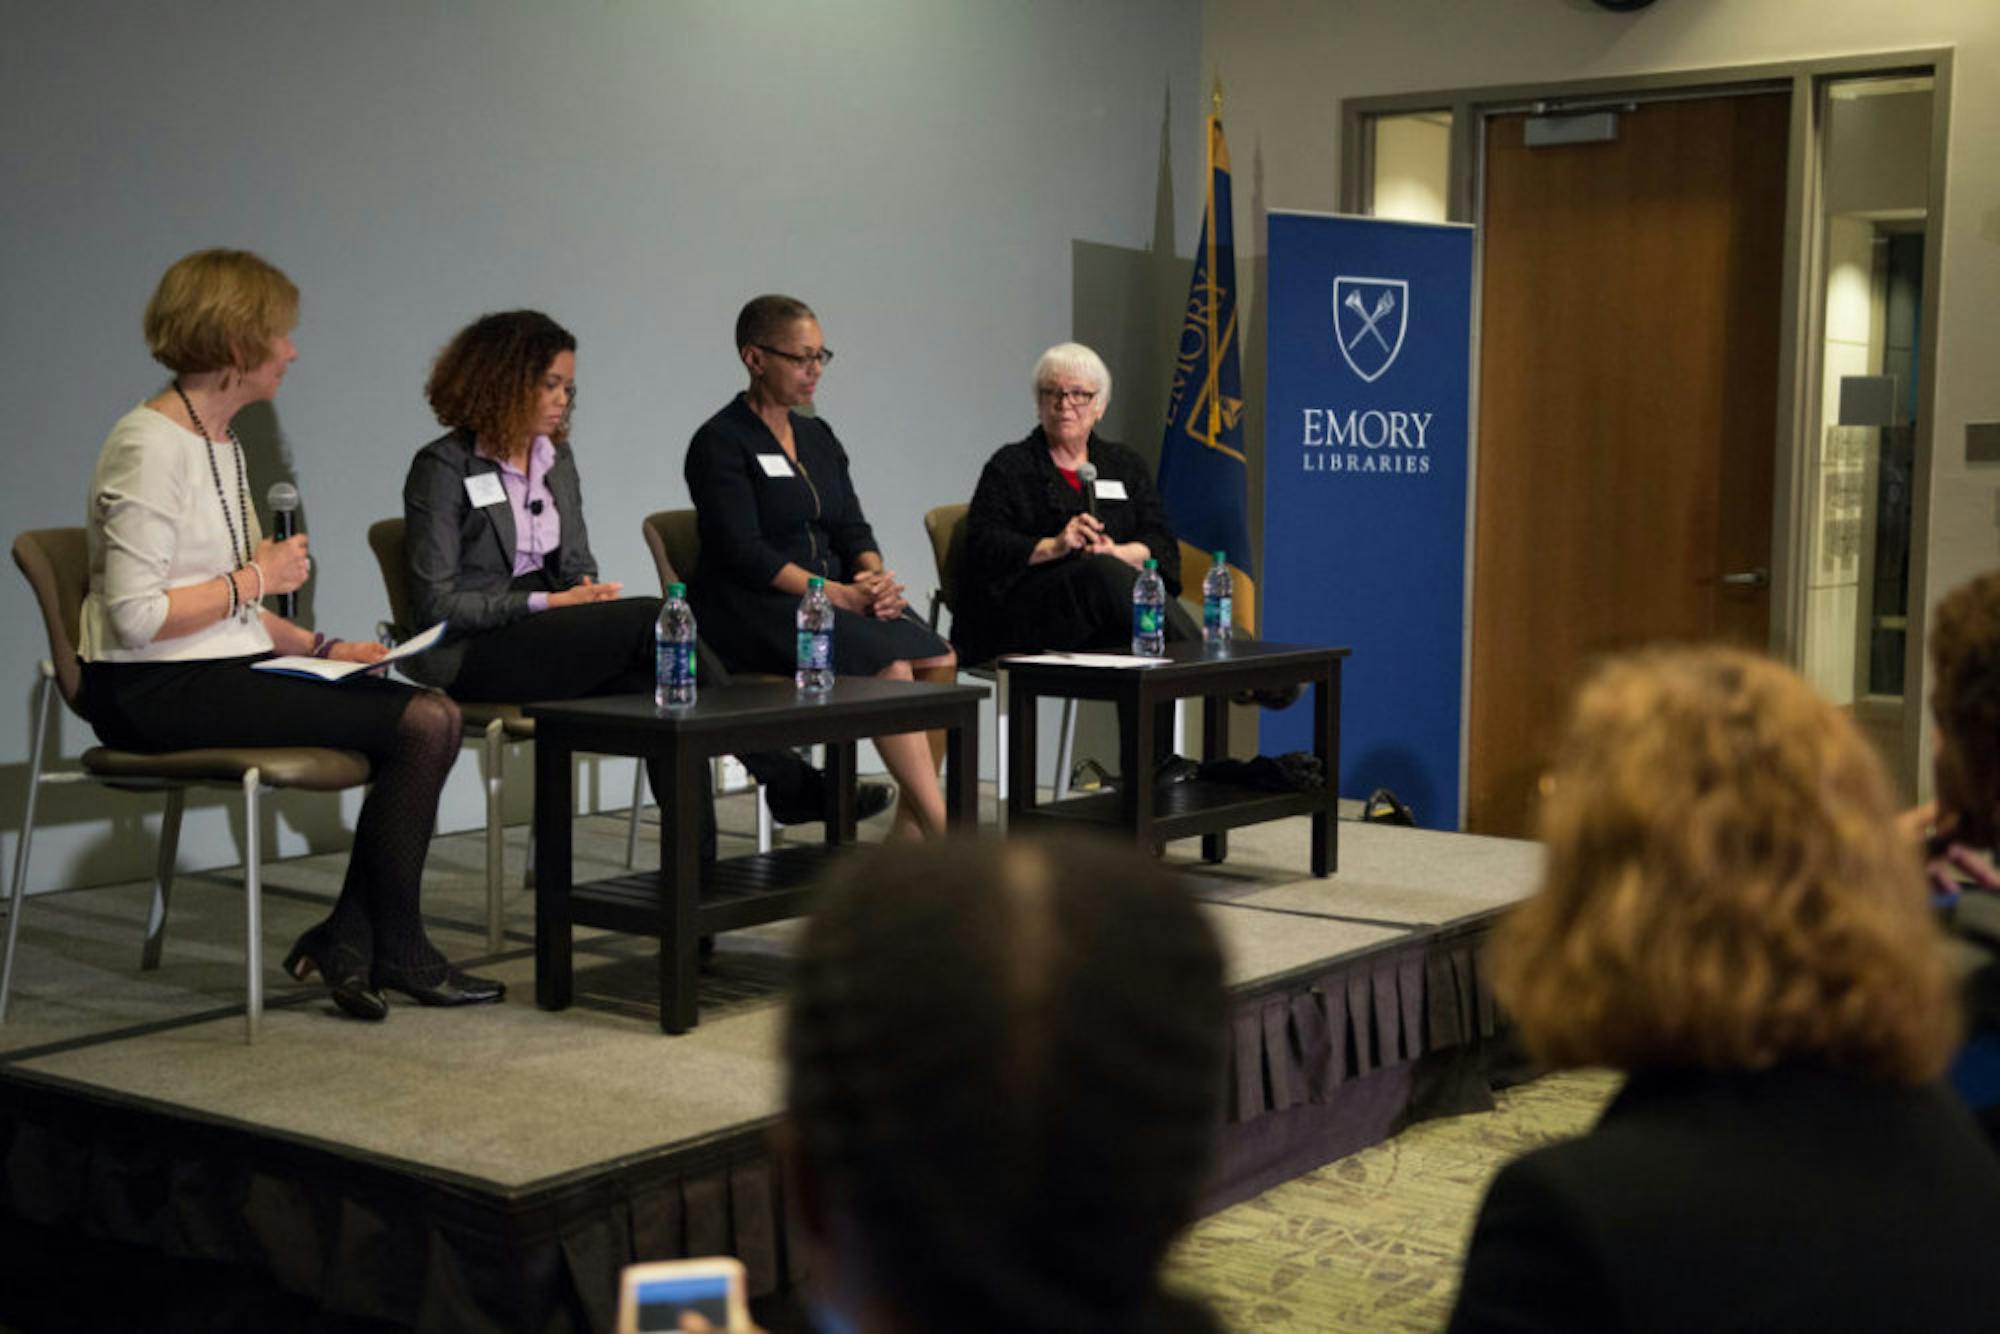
0, 791, 1538, 1332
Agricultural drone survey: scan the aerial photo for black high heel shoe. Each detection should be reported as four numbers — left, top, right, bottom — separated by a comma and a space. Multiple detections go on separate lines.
373, 960, 506, 1007
283, 926, 389, 1022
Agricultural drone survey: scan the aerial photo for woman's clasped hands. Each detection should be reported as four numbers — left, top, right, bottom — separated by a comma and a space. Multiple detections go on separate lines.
845, 568, 908, 620
1058, 510, 1110, 556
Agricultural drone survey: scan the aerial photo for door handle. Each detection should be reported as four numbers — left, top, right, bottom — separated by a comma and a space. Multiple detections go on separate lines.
1720, 568, 1769, 588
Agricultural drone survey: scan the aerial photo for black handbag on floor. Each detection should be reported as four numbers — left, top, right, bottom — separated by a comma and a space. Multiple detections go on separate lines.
1362, 788, 1417, 826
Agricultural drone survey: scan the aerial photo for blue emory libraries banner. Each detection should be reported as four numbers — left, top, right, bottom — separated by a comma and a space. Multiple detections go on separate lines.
1261, 211, 1474, 829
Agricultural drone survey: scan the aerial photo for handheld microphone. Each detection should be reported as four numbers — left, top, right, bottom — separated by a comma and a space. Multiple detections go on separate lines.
1076, 461, 1099, 520
267, 482, 301, 618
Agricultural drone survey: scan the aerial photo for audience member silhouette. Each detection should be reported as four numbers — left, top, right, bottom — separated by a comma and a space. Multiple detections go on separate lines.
1449, 646, 2000, 1333
782, 837, 1229, 1334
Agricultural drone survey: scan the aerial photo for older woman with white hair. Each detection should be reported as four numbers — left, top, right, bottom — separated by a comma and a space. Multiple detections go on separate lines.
952, 342, 1196, 667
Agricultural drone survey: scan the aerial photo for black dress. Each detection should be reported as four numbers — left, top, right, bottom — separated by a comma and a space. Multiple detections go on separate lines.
952, 428, 1192, 667
684, 394, 948, 676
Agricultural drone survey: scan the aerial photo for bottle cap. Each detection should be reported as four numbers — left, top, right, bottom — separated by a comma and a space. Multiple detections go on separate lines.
1144, 558, 1158, 569
668, 582, 686, 597
1213, 550, 1226, 563
808, 576, 825, 589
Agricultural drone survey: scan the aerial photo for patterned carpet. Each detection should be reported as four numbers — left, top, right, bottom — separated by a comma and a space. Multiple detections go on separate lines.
1166, 1070, 1621, 1332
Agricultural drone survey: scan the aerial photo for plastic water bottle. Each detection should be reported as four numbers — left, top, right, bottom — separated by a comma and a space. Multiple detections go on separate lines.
796, 576, 835, 693
655, 582, 697, 708
1132, 558, 1167, 657
1202, 551, 1233, 646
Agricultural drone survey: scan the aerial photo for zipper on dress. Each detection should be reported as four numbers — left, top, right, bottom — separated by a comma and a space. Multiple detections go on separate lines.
794, 452, 827, 576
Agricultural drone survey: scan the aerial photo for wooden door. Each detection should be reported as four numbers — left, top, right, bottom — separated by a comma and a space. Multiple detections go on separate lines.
1467, 93, 1789, 836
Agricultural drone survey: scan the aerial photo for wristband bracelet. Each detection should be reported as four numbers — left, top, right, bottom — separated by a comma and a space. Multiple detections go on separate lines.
221, 570, 239, 620
243, 562, 266, 613
311, 634, 341, 659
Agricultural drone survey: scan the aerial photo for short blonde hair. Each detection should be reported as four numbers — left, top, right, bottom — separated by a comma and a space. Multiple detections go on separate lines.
142, 249, 299, 374
1493, 646, 1957, 1084
1032, 342, 1111, 411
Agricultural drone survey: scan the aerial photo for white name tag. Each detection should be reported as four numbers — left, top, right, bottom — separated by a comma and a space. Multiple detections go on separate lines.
1094, 478, 1129, 502
756, 454, 795, 478
464, 473, 507, 507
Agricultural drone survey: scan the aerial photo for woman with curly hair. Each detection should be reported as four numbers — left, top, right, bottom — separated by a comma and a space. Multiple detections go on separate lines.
1448, 646, 2000, 1333
80, 248, 498, 1021
1911, 570, 2000, 1140
400, 311, 881, 849
1911, 570, 2000, 878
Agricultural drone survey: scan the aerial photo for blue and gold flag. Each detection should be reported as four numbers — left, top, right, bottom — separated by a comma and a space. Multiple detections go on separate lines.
1157, 110, 1253, 619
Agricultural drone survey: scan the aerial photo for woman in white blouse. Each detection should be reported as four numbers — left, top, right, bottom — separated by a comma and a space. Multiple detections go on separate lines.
79, 248, 502, 1021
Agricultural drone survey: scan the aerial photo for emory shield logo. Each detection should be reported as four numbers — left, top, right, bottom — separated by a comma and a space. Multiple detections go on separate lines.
1332, 276, 1409, 383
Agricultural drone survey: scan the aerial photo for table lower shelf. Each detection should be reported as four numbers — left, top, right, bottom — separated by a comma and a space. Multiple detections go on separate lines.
1009, 778, 1331, 841
567, 843, 847, 937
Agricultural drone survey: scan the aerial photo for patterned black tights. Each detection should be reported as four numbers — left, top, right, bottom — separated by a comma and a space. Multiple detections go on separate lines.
321, 690, 463, 970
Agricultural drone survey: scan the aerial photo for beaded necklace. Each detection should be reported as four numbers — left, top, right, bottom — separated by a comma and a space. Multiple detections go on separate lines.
171, 382, 254, 592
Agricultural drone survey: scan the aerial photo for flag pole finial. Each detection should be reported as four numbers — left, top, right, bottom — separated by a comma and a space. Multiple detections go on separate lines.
1211, 76, 1223, 119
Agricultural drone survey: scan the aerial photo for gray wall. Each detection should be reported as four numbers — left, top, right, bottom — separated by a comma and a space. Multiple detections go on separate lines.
1, 0, 1202, 890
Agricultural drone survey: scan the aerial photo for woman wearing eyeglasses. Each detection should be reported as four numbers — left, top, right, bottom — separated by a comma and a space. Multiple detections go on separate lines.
684, 294, 954, 841
951, 342, 1195, 669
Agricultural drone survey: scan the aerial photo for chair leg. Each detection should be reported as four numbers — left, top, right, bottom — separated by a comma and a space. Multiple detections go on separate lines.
1173, 697, 1188, 758
140, 788, 186, 970
1, 666, 54, 1024
1053, 698, 1078, 801
482, 719, 505, 951
625, 761, 647, 869
994, 668, 1010, 802
242, 770, 263, 1044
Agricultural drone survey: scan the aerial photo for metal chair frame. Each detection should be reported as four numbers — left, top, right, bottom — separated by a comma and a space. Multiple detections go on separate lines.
4, 528, 370, 1043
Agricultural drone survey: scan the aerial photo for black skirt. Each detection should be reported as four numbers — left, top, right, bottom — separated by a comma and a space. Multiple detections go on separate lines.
696, 586, 949, 679
80, 654, 423, 759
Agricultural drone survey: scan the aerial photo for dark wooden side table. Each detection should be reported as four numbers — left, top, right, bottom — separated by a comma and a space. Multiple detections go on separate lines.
528, 678, 984, 1033
1002, 642, 1347, 874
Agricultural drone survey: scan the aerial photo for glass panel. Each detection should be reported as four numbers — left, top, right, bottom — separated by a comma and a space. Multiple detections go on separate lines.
1800, 75, 1930, 722
1368, 111, 1452, 223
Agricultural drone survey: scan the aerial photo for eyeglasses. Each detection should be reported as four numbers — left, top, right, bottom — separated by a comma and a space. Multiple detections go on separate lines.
1037, 386, 1097, 407
758, 344, 835, 369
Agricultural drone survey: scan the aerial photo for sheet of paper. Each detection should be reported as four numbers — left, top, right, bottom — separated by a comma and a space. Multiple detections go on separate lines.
252, 620, 448, 683
999, 651, 1167, 668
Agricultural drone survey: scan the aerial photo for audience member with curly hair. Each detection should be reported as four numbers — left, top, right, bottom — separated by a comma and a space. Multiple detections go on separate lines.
1448, 646, 2000, 1333
1912, 570, 2000, 870
782, 837, 1228, 1334
1912, 570, 2000, 1139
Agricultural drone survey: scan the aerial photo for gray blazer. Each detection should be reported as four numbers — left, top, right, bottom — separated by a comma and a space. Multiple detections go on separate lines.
400, 429, 597, 688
